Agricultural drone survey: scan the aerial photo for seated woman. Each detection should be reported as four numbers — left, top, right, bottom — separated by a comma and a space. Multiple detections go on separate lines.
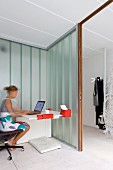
0, 85, 30, 149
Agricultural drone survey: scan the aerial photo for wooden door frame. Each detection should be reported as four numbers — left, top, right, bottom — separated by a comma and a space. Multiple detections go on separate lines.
78, 0, 113, 151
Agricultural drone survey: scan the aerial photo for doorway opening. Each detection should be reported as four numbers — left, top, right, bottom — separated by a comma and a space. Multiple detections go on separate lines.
78, 0, 113, 151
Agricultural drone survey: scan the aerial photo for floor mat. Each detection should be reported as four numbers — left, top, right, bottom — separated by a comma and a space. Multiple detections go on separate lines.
29, 136, 61, 153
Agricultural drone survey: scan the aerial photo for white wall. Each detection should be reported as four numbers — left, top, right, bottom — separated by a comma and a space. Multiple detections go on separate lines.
83, 53, 104, 127
106, 50, 113, 79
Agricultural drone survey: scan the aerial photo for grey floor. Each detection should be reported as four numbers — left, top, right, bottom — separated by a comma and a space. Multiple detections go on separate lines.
1, 126, 113, 170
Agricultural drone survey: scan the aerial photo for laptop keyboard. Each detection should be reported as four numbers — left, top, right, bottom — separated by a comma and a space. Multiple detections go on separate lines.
27, 112, 40, 115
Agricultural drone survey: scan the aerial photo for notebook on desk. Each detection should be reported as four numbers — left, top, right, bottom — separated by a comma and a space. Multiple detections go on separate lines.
27, 101, 45, 115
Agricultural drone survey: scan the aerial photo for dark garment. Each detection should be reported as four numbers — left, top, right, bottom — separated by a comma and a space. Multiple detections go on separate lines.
93, 79, 99, 106
96, 106, 103, 125
93, 77, 104, 125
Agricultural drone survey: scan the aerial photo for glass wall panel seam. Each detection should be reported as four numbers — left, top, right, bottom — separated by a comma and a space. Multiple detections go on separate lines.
46, 50, 48, 108
20, 44, 22, 109
9, 41, 12, 85
69, 34, 73, 144
62, 40, 65, 141
30, 47, 32, 110
39, 49, 41, 100
50, 49, 53, 136
56, 44, 59, 137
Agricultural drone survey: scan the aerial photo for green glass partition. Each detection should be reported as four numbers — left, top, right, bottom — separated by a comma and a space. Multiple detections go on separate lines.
0, 39, 46, 110
0, 27, 78, 149
46, 29, 78, 149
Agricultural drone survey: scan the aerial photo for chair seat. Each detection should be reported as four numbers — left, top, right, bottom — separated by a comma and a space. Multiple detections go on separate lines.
0, 129, 23, 136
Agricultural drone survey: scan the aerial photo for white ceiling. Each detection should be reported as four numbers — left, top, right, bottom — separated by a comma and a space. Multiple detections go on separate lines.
0, 0, 113, 53
84, 0, 113, 57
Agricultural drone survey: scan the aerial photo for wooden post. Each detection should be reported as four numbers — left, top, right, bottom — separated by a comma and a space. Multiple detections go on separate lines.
78, 23, 83, 151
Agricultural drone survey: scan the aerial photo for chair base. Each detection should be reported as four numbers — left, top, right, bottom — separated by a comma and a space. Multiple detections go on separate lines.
0, 143, 24, 160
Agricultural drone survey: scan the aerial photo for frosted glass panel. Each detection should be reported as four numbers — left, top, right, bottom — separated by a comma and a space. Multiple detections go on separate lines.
11, 42, 21, 106
22, 45, 30, 110
32, 47, 39, 109
0, 39, 46, 111
72, 31, 78, 147
0, 39, 10, 104
11, 43, 20, 87
41, 50, 46, 103
58, 42, 64, 140
46, 30, 78, 148
0, 40, 10, 89
46, 50, 51, 108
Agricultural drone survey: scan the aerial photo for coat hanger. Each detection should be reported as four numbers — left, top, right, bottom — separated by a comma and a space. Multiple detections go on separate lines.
91, 77, 103, 83
91, 78, 95, 82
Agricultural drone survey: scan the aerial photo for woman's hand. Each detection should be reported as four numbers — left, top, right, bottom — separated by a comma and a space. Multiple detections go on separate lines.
21, 110, 31, 115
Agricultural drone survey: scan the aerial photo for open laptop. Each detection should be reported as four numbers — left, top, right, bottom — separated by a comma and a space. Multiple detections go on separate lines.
27, 101, 45, 115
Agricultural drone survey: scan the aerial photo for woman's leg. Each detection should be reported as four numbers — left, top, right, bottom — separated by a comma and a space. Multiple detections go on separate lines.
8, 137, 16, 151
12, 125, 30, 145
8, 136, 15, 145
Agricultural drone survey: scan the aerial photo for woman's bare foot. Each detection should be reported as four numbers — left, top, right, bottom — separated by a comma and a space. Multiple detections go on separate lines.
8, 138, 14, 144
7, 141, 16, 151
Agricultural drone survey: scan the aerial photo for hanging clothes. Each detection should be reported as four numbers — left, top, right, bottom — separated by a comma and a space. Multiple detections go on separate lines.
93, 77, 105, 129
93, 78, 99, 106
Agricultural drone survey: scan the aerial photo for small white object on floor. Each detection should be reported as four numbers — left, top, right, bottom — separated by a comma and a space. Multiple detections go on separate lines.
29, 136, 61, 154
103, 130, 107, 134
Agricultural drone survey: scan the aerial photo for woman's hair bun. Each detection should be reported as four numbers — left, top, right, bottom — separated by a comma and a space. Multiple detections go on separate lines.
4, 85, 18, 92
4, 86, 9, 90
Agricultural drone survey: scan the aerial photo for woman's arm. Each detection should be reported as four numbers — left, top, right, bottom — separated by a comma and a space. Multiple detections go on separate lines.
5, 100, 29, 117
14, 110, 30, 114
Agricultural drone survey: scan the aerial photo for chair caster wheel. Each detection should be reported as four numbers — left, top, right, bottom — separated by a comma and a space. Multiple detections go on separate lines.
8, 156, 12, 160
21, 147, 24, 151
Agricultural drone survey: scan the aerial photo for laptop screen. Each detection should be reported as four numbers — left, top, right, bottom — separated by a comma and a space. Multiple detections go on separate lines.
34, 101, 45, 112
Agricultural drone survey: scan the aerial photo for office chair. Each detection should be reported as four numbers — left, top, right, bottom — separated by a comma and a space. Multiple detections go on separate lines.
0, 129, 24, 160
